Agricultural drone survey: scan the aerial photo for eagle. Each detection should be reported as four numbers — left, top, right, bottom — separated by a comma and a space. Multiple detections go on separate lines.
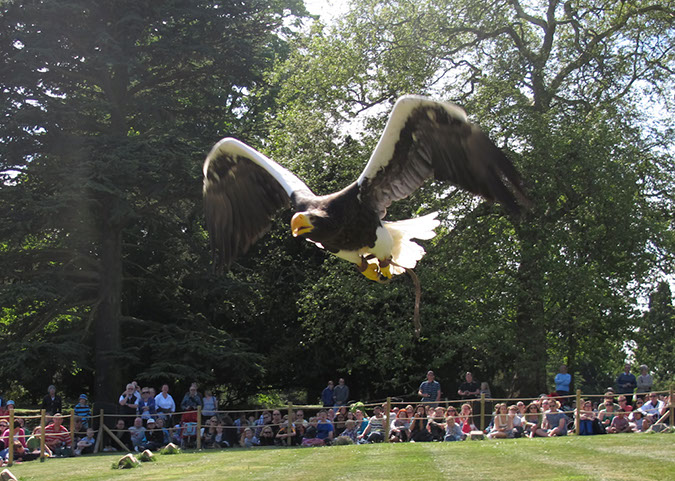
203, 95, 528, 284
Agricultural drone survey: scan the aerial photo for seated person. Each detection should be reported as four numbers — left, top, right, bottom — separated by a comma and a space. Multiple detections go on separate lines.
531, 400, 568, 437
1, 420, 27, 450
257, 426, 276, 446
409, 405, 433, 442
44, 413, 72, 456
598, 396, 618, 429
316, 410, 335, 445
488, 404, 512, 439
617, 395, 633, 413
340, 419, 359, 444
390, 409, 411, 443
239, 427, 259, 448
523, 403, 542, 437
301, 417, 324, 447
428, 406, 446, 441
444, 415, 463, 442
212, 423, 229, 448
577, 400, 597, 435
142, 418, 165, 451
639, 392, 665, 423
128, 417, 146, 451
358, 405, 387, 443
508, 404, 524, 437
107, 418, 133, 451
608, 409, 633, 433
629, 410, 650, 432
275, 421, 296, 446
458, 403, 476, 435
74, 427, 96, 455
155, 417, 172, 445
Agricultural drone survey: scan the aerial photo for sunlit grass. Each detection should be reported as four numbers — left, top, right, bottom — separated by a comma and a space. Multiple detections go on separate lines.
7, 434, 674, 481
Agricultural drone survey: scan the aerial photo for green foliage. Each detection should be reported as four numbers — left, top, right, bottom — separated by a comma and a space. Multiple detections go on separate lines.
633, 282, 675, 387
266, 0, 675, 397
0, 0, 307, 403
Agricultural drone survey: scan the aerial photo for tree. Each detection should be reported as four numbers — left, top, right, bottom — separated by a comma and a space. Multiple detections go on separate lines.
633, 282, 675, 387
0, 0, 305, 405
269, 0, 674, 396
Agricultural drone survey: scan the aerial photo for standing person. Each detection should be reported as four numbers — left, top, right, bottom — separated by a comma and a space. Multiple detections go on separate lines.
202, 390, 218, 418
418, 370, 441, 407
119, 383, 139, 427
181, 383, 203, 411
333, 378, 350, 407
554, 364, 572, 397
457, 372, 480, 400
137, 387, 157, 421
155, 384, 176, 425
42, 385, 62, 416
321, 381, 335, 407
636, 365, 653, 398
73, 394, 91, 429
616, 364, 637, 403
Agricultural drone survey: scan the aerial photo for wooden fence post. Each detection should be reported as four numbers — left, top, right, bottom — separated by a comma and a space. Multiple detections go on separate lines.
39, 409, 46, 462
670, 384, 674, 427
384, 398, 391, 442
287, 402, 294, 446
70, 408, 76, 447
575, 389, 582, 435
8, 408, 14, 466
94, 409, 104, 453
480, 394, 485, 431
196, 406, 202, 450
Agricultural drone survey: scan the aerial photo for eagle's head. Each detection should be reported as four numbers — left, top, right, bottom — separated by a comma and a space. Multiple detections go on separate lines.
291, 210, 334, 240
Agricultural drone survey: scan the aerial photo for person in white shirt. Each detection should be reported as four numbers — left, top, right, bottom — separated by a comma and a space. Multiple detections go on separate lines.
639, 392, 665, 423
154, 384, 176, 424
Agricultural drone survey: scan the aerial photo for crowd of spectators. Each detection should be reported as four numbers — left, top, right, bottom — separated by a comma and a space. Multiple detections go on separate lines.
0, 364, 669, 463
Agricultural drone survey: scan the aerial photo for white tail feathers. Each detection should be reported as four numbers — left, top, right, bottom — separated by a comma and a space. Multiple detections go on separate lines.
384, 212, 440, 275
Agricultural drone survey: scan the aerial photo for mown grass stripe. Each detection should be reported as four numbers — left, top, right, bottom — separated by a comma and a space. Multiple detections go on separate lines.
7, 435, 674, 481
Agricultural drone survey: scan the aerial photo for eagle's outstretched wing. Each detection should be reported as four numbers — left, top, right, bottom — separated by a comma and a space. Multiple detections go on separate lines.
203, 138, 311, 269
357, 96, 528, 217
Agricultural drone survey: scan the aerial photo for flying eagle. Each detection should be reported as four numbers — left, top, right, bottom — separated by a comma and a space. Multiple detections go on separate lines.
203, 95, 527, 284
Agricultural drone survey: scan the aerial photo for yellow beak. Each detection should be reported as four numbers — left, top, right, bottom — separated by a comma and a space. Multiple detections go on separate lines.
291, 212, 314, 237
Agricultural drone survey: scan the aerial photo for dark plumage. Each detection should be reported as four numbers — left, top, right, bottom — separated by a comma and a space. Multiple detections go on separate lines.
203, 95, 528, 281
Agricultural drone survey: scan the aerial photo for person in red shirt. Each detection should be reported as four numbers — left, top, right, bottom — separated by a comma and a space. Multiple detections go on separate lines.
43, 413, 71, 456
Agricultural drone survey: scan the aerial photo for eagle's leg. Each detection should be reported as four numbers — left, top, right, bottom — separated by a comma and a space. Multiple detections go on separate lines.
378, 258, 393, 279
357, 256, 381, 282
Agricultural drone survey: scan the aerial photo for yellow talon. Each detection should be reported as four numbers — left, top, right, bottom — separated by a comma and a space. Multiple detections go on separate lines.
360, 263, 381, 281
379, 264, 392, 279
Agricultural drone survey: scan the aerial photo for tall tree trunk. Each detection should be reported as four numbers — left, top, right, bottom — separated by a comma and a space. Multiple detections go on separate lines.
94, 215, 123, 410
512, 226, 548, 396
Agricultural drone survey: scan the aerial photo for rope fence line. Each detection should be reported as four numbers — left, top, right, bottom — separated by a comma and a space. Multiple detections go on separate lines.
1, 386, 671, 465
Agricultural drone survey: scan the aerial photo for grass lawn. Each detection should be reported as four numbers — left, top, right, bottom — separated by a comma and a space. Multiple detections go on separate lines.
6, 434, 674, 481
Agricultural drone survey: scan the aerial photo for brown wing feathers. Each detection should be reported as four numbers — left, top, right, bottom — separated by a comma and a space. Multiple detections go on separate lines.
362, 103, 527, 217
203, 151, 289, 270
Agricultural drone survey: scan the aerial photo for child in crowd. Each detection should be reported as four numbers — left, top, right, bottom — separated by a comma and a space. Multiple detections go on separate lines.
444, 415, 462, 441
74, 428, 96, 455
608, 410, 633, 433
340, 419, 359, 444
240, 427, 259, 448
301, 417, 324, 447
73, 394, 91, 429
